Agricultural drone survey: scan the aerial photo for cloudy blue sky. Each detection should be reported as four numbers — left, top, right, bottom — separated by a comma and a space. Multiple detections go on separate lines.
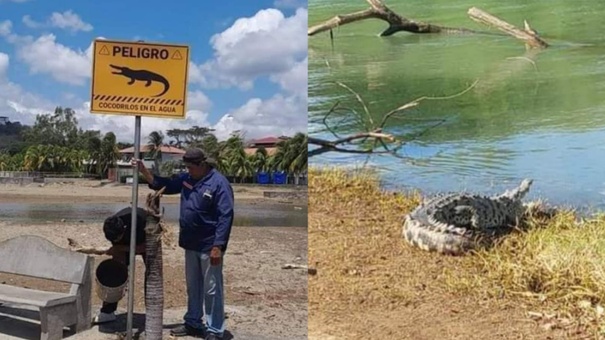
0, 0, 308, 143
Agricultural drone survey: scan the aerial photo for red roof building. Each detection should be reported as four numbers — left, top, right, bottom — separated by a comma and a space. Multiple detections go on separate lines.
245, 136, 289, 156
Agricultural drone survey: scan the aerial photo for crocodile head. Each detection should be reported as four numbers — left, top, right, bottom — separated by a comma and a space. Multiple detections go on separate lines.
497, 178, 533, 201
109, 64, 129, 75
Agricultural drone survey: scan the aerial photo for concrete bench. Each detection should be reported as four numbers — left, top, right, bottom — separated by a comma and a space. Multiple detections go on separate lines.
0, 235, 93, 340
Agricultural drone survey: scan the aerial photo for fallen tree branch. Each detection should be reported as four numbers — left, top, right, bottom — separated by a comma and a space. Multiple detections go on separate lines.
308, 0, 478, 36
468, 7, 548, 48
309, 1, 550, 50
308, 132, 402, 157
309, 80, 478, 157
378, 79, 478, 129
67, 238, 110, 255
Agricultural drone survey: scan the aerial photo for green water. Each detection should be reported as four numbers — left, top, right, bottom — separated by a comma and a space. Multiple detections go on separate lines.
308, 0, 605, 210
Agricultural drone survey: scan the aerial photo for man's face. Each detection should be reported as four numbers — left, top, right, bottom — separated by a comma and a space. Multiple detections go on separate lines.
184, 161, 207, 179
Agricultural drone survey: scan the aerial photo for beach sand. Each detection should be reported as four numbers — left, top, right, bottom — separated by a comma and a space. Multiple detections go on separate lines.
0, 180, 308, 340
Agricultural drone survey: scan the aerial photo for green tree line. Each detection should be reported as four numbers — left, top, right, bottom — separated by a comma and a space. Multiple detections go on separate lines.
0, 107, 307, 183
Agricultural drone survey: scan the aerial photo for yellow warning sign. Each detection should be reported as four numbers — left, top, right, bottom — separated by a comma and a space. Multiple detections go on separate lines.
90, 39, 190, 118
172, 50, 183, 60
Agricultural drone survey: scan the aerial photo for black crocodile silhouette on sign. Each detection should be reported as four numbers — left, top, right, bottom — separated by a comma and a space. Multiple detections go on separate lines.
109, 64, 170, 97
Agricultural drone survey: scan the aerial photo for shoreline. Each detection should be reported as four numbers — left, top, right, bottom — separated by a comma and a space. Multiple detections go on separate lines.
312, 166, 605, 217
0, 180, 307, 205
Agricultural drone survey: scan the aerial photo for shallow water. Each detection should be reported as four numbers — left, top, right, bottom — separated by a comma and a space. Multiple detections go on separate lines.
309, 0, 605, 211
0, 202, 308, 227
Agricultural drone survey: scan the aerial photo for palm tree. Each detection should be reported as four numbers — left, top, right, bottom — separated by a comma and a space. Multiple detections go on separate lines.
220, 135, 253, 182
99, 133, 119, 179
0, 153, 10, 171
199, 134, 220, 165
287, 133, 308, 185
252, 147, 269, 173
144, 188, 165, 340
267, 134, 307, 184
147, 131, 164, 175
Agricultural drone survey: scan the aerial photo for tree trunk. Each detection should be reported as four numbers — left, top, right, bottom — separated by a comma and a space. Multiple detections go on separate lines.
144, 188, 165, 340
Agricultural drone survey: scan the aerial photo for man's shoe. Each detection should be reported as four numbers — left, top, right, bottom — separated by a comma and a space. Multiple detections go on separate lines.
93, 312, 116, 324
205, 333, 222, 340
170, 324, 205, 338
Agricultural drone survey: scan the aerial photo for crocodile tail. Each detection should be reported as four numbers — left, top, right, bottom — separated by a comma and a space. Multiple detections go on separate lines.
402, 214, 481, 256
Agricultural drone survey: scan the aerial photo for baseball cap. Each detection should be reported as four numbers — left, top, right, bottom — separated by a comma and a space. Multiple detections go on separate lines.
183, 148, 207, 163
183, 148, 216, 167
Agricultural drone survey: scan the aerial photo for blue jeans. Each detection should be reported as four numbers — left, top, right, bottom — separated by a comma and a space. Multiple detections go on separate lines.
183, 250, 225, 336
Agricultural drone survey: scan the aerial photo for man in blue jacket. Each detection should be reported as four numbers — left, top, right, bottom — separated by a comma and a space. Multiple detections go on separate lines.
133, 148, 234, 340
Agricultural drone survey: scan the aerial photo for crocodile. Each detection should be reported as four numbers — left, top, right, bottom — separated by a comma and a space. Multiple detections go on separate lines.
109, 64, 170, 97
402, 179, 533, 255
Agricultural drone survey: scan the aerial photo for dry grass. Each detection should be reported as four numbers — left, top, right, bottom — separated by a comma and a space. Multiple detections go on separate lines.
309, 167, 605, 336
308, 167, 453, 323
445, 207, 605, 334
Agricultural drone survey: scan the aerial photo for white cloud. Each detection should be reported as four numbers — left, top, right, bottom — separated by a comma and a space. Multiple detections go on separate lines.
187, 90, 212, 112
0, 20, 31, 44
22, 15, 41, 29
0, 53, 8, 77
191, 7, 307, 90
50, 11, 93, 32
22, 11, 93, 33
212, 93, 307, 141
0, 20, 12, 36
270, 57, 307, 95
0, 55, 54, 120
16, 34, 93, 85
0, 56, 57, 125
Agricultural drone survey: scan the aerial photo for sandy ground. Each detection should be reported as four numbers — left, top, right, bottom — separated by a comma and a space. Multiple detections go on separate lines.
0, 180, 308, 340
0, 179, 302, 205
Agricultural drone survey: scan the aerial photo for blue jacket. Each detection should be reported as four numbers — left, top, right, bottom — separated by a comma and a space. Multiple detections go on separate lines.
149, 168, 234, 252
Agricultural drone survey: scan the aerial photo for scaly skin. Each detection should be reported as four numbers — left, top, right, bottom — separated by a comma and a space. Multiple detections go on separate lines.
402, 179, 533, 255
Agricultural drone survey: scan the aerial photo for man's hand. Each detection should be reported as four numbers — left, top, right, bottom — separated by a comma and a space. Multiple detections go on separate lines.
210, 246, 222, 266
131, 158, 154, 183
131, 158, 144, 170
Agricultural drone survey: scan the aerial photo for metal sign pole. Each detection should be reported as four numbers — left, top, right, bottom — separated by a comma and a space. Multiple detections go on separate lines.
126, 115, 141, 339
90, 37, 189, 338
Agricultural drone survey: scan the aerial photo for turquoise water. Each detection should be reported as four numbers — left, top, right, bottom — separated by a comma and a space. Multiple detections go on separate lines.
309, 0, 605, 210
